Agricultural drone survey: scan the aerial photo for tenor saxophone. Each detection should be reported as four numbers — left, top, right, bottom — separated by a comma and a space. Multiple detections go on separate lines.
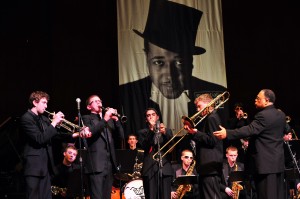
176, 160, 196, 199
231, 163, 243, 199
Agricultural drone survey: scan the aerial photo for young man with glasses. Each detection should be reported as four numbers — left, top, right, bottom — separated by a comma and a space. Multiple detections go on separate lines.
171, 149, 199, 199
137, 107, 173, 199
214, 89, 286, 199
82, 94, 125, 199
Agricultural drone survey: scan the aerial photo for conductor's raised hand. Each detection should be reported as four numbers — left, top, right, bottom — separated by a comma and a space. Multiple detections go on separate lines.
213, 125, 227, 139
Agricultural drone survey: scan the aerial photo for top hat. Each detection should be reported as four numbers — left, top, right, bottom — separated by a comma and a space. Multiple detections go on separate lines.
133, 0, 206, 55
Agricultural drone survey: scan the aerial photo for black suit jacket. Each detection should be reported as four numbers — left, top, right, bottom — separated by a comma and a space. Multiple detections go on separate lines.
192, 109, 224, 176
226, 105, 286, 174
220, 160, 244, 190
20, 110, 59, 176
137, 127, 174, 177
82, 113, 124, 173
119, 76, 228, 135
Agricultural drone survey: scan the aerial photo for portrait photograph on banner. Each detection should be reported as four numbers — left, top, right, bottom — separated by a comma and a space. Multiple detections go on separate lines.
117, 0, 228, 136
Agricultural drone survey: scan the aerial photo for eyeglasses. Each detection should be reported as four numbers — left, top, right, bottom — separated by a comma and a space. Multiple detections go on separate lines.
183, 156, 193, 160
256, 96, 268, 101
235, 107, 243, 111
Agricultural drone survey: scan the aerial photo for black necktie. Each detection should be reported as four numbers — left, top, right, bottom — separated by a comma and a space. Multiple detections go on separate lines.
38, 116, 45, 132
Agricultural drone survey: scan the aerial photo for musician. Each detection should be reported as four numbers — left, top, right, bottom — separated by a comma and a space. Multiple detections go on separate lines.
214, 89, 286, 199
226, 103, 250, 164
82, 94, 124, 199
171, 149, 199, 199
20, 91, 91, 199
137, 107, 173, 199
51, 144, 89, 198
184, 93, 224, 199
126, 133, 144, 179
220, 146, 247, 199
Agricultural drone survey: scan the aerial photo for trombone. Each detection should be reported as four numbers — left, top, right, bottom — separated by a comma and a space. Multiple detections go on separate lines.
44, 110, 82, 133
152, 91, 230, 160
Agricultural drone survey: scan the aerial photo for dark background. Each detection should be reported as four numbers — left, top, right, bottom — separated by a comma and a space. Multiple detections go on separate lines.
1, 0, 299, 125
0, 0, 299, 196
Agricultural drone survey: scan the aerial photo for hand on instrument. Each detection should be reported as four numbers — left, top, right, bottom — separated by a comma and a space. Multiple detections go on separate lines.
171, 191, 178, 199
225, 187, 233, 197
104, 107, 119, 121
79, 126, 92, 138
184, 122, 197, 134
213, 125, 227, 139
51, 111, 65, 127
159, 123, 166, 135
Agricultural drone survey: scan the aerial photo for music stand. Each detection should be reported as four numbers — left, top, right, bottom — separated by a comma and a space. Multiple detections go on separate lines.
228, 171, 246, 182
173, 175, 198, 185
115, 149, 137, 174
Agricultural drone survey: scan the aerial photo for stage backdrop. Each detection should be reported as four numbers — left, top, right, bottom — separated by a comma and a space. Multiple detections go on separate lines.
117, 0, 227, 135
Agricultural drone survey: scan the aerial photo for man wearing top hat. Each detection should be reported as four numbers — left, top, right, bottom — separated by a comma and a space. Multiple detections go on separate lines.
119, 0, 228, 138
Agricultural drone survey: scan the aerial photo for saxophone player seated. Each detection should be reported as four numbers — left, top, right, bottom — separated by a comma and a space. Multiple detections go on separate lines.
171, 149, 199, 199
220, 146, 248, 199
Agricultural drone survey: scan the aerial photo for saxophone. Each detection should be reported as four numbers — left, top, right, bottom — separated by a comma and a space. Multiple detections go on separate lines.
51, 185, 67, 196
231, 163, 243, 199
176, 160, 196, 199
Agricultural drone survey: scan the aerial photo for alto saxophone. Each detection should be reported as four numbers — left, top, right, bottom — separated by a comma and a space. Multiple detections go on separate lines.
231, 163, 243, 199
176, 160, 196, 199
51, 185, 67, 196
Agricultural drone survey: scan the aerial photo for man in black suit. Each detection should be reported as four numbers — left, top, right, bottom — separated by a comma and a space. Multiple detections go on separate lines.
20, 91, 90, 199
137, 108, 173, 199
184, 93, 224, 198
220, 146, 247, 199
119, 0, 228, 136
82, 94, 124, 199
214, 89, 286, 199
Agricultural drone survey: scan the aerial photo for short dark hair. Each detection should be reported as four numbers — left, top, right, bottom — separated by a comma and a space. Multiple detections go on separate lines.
144, 107, 159, 118
234, 102, 244, 110
262, 89, 276, 103
29, 91, 49, 108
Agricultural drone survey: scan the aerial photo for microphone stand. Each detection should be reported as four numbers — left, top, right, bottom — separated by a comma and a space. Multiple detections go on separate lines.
155, 123, 163, 199
285, 141, 300, 174
285, 140, 300, 199
77, 109, 86, 199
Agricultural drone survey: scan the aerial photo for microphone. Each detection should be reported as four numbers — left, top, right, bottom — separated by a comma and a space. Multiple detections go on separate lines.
76, 98, 81, 111
155, 120, 160, 134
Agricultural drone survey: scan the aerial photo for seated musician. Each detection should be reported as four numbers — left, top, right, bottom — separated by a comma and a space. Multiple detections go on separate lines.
220, 146, 248, 199
126, 133, 144, 179
51, 144, 89, 198
171, 149, 199, 199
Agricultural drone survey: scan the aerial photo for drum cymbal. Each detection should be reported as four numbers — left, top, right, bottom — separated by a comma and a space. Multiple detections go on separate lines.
114, 173, 133, 182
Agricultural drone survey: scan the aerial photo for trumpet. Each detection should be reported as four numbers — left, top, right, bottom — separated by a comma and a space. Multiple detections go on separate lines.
152, 91, 230, 160
286, 116, 291, 123
100, 106, 127, 123
44, 110, 82, 133
239, 113, 248, 119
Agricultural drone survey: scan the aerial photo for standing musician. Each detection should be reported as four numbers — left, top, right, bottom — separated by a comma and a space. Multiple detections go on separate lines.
227, 103, 250, 164
184, 93, 224, 199
214, 89, 286, 199
82, 94, 124, 199
20, 91, 91, 199
137, 108, 173, 199
171, 149, 199, 199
